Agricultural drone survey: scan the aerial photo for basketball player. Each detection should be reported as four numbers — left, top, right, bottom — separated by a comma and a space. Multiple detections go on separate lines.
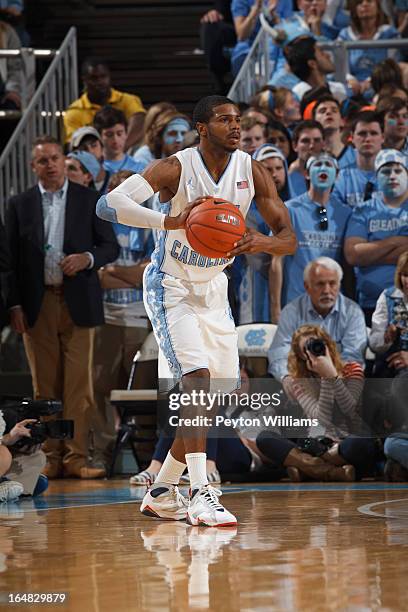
96, 95, 296, 526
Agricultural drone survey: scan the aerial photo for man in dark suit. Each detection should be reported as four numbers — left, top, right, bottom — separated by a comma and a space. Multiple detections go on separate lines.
6, 135, 119, 479
0, 217, 10, 332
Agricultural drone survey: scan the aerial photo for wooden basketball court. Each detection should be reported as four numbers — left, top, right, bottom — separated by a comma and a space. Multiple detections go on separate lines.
2, 480, 408, 611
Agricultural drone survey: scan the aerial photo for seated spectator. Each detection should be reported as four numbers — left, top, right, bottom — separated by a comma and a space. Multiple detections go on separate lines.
0, 0, 29, 45
93, 107, 145, 175
92, 171, 154, 469
65, 150, 101, 189
258, 324, 377, 480
376, 96, 408, 155
235, 145, 293, 323
284, 35, 348, 103
344, 149, 408, 323
295, 0, 340, 39
134, 109, 191, 165
132, 101, 176, 165
200, 1, 237, 94
231, 0, 293, 76
70, 126, 110, 194
288, 119, 325, 196
253, 144, 293, 200
63, 58, 146, 149
267, 119, 296, 163
0, 412, 24, 502
250, 86, 301, 129
268, 256, 367, 380
312, 95, 356, 168
1, 417, 48, 497
240, 115, 267, 155
384, 434, 408, 481
272, 154, 351, 310
332, 110, 384, 207
0, 19, 22, 110
337, 0, 400, 95
371, 58, 405, 103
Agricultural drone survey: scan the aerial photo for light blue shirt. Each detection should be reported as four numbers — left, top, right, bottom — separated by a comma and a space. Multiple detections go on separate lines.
332, 166, 377, 208
103, 155, 145, 175
39, 180, 68, 286
268, 293, 367, 380
133, 144, 155, 167
345, 193, 408, 309
283, 192, 351, 306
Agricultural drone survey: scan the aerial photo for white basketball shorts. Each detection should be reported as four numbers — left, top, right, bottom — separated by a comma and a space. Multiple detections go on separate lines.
143, 264, 239, 383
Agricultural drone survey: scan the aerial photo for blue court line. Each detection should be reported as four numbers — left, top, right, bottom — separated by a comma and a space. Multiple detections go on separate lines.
3, 482, 407, 514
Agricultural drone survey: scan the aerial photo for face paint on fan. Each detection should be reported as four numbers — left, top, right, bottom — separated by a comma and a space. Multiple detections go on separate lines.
377, 163, 408, 198
386, 118, 398, 127
163, 119, 190, 145
309, 160, 337, 190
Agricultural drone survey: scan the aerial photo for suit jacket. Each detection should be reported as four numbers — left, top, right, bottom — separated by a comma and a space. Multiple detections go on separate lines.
0, 217, 10, 329
6, 181, 120, 328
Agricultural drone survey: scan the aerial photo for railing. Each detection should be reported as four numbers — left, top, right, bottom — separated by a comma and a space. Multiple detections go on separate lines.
228, 26, 272, 104
0, 27, 78, 220
228, 14, 408, 103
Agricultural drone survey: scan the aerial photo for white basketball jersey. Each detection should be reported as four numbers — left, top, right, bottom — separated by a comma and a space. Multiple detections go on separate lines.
152, 147, 255, 282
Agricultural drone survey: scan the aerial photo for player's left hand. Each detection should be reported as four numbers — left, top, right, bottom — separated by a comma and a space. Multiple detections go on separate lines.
227, 228, 269, 256
60, 253, 91, 276
386, 351, 408, 370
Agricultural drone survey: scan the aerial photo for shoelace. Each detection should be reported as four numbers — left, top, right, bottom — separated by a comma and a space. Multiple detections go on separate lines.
201, 486, 223, 510
174, 486, 189, 507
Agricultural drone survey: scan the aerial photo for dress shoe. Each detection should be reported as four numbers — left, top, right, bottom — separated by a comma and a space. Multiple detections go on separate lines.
42, 463, 63, 479
64, 465, 106, 479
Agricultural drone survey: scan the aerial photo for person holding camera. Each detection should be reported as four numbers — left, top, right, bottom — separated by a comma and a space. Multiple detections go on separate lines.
0, 415, 48, 497
258, 324, 377, 480
0, 411, 24, 502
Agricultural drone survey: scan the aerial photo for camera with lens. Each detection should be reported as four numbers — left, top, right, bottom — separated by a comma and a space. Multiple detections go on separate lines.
0, 396, 74, 449
305, 338, 326, 357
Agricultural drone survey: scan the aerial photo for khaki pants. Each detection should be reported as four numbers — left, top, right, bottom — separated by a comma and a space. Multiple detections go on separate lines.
92, 323, 152, 464
23, 288, 95, 471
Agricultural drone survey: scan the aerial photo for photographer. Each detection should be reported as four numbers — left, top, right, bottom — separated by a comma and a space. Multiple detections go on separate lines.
0, 414, 48, 497
258, 325, 378, 480
0, 411, 24, 502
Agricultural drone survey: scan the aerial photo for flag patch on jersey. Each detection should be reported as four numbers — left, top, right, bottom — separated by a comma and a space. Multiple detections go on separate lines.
237, 180, 249, 189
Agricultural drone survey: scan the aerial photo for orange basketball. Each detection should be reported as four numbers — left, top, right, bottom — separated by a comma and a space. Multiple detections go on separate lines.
185, 197, 246, 259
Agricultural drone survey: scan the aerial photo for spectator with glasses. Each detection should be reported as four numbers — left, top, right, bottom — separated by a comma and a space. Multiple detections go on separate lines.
270, 153, 351, 311
268, 257, 367, 381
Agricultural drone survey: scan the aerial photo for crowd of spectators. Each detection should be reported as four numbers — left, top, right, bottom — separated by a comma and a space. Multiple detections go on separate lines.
1, 0, 408, 503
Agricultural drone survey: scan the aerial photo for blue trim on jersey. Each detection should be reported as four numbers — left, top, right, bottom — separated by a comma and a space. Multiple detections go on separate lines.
96, 194, 118, 223
144, 266, 183, 379
197, 148, 233, 186
151, 202, 171, 271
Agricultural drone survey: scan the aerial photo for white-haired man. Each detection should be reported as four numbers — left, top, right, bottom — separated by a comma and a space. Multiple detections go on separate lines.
268, 256, 367, 381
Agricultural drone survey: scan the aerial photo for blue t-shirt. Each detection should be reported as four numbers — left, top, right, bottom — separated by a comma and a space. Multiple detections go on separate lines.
103, 155, 145, 175
338, 145, 356, 169
345, 194, 408, 308
337, 25, 400, 82
289, 170, 307, 197
332, 167, 377, 208
282, 192, 351, 305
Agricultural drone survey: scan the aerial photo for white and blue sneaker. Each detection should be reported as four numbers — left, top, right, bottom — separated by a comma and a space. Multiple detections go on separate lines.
0, 480, 23, 503
140, 484, 188, 521
187, 485, 237, 527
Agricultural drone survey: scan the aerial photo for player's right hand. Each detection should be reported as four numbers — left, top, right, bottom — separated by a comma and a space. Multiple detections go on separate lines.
164, 196, 209, 230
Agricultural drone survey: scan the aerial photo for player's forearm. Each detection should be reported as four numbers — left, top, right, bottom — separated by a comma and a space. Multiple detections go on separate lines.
269, 256, 283, 323
266, 227, 297, 256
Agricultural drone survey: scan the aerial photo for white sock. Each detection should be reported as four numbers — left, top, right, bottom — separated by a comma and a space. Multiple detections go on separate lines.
185, 452, 208, 491
154, 452, 186, 486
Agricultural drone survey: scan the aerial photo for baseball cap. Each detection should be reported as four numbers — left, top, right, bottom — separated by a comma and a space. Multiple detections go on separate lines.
70, 126, 102, 150
375, 149, 408, 173
253, 144, 286, 163
67, 151, 101, 181
306, 153, 339, 172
